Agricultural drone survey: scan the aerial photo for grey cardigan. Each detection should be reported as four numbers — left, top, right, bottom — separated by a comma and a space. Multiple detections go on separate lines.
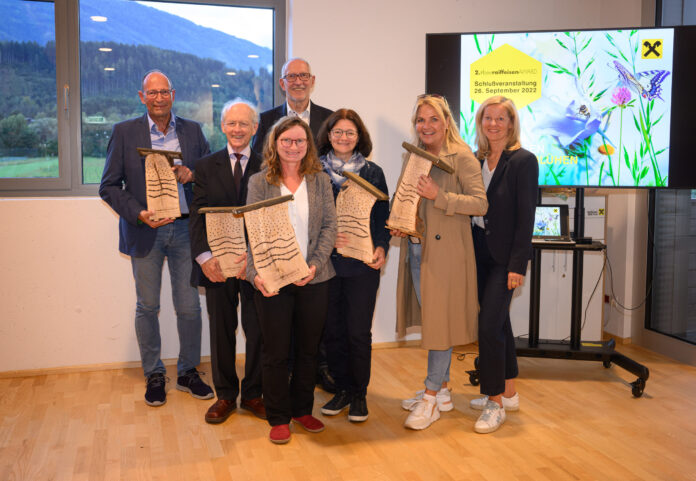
245, 169, 337, 287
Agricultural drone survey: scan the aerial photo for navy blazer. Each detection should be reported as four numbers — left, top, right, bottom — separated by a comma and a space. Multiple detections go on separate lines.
324, 160, 391, 277
251, 102, 333, 153
189, 148, 262, 288
479, 148, 539, 274
99, 113, 210, 257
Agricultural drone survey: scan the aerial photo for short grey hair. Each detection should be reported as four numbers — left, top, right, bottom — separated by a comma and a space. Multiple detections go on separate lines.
280, 57, 312, 78
141, 69, 172, 91
220, 98, 259, 124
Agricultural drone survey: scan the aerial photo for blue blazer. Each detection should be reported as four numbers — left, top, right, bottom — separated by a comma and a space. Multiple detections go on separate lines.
99, 113, 210, 257
478, 148, 539, 274
251, 102, 333, 154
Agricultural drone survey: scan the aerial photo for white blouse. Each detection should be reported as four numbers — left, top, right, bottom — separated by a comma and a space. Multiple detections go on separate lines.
281, 178, 309, 260
473, 159, 495, 229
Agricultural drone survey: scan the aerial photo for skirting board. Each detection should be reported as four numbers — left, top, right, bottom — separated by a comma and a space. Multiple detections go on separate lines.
603, 331, 632, 344
0, 340, 424, 379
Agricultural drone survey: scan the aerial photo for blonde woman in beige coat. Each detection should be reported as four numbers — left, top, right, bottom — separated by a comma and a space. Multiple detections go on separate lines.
392, 95, 487, 430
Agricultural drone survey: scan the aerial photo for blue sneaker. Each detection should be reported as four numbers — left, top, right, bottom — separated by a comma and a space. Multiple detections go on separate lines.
176, 369, 214, 400
145, 373, 167, 407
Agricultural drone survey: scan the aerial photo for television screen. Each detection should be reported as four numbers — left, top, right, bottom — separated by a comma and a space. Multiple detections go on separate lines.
426, 27, 696, 188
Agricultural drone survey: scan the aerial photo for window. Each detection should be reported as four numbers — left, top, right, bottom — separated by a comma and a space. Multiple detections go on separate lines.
647, 189, 696, 345
0, 0, 285, 194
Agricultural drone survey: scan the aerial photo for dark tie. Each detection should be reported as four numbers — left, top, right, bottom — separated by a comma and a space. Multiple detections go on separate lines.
233, 153, 243, 199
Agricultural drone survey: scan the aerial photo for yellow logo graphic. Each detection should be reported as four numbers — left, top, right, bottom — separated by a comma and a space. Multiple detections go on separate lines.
598, 208, 605, 216
470, 44, 542, 108
642, 39, 663, 59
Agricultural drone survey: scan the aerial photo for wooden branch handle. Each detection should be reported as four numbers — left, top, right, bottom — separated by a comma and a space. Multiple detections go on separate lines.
401, 142, 454, 174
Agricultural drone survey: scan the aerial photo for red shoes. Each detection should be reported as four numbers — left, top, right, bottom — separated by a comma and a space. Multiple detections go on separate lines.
269, 415, 325, 444
269, 424, 291, 444
292, 415, 325, 433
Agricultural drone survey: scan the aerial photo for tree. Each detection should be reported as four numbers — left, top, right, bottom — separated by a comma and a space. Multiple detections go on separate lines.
0, 113, 38, 150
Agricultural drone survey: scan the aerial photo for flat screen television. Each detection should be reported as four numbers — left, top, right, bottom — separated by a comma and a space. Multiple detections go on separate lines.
426, 26, 696, 188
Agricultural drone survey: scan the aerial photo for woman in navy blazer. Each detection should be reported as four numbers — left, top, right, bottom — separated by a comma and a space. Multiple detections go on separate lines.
470, 96, 538, 434
315, 109, 390, 423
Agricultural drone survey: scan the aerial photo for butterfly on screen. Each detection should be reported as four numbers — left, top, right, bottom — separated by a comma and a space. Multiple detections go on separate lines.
611, 60, 670, 101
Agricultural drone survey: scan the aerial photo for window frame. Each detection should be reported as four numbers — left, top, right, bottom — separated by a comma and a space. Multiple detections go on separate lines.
0, 0, 286, 196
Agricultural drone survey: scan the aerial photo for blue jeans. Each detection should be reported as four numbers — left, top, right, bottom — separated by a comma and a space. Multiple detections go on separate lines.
131, 218, 202, 378
409, 240, 452, 391
408, 240, 422, 305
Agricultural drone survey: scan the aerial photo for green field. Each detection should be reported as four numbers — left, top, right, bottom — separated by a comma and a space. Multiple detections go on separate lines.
0, 156, 106, 184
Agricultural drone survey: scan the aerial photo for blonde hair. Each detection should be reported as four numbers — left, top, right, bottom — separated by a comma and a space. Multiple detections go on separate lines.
262, 116, 322, 185
411, 95, 467, 151
474, 96, 521, 160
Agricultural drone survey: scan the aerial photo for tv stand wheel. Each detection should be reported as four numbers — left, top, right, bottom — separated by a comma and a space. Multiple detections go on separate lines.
466, 369, 480, 386
631, 378, 645, 398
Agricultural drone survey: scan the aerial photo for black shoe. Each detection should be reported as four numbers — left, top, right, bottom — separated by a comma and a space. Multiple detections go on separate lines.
317, 365, 337, 394
348, 395, 368, 422
176, 369, 214, 400
320, 390, 352, 416
145, 373, 167, 407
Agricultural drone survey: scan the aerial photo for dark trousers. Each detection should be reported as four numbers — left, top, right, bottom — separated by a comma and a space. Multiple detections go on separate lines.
473, 226, 519, 396
254, 280, 329, 426
205, 279, 263, 401
324, 270, 380, 397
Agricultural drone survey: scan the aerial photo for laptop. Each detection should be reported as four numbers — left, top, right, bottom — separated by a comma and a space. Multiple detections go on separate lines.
532, 204, 575, 244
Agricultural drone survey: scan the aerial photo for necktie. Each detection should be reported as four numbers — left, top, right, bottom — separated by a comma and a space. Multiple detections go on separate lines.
233, 153, 243, 198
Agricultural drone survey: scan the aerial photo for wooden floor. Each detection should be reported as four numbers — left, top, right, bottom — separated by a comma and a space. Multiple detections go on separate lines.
1, 344, 695, 481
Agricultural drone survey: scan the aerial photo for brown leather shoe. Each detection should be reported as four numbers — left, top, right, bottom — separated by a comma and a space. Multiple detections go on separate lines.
240, 397, 267, 420
205, 399, 236, 424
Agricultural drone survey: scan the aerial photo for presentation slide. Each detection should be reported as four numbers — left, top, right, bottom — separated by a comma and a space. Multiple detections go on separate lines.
460, 29, 674, 187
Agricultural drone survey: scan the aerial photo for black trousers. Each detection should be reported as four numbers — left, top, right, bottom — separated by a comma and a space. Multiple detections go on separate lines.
473, 226, 519, 396
254, 280, 329, 426
205, 279, 263, 401
323, 270, 380, 397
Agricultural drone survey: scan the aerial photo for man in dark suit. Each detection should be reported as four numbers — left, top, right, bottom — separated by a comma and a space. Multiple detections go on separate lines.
252, 57, 333, 153
252, 57, 336, 393
189, 100, 266, 423
99, 70, 213, 407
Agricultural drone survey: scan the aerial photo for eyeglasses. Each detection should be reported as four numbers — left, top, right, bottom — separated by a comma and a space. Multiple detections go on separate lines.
224, 121, 252, 129
282, 72, 312, 82
145, 89, 172, 98
278, 138, 307, 147
330, 129, 358, 139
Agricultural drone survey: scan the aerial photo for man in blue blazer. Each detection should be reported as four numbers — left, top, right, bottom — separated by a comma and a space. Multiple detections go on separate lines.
189, 100, 266, 424
99, 70, 212, 407
251, 58, 333, 154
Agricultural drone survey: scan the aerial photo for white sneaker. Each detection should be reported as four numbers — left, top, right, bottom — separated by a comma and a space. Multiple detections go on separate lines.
474, 400, 506, 434
470, 392, 519, 411
404, 394, 440, 430
401, 388, 453, 412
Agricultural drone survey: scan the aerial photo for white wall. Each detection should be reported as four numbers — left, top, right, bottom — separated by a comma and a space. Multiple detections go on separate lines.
602, 190, 649, 339
0, 0, 643, 372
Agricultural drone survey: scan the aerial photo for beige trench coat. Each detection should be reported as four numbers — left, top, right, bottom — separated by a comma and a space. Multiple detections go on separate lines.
395, 142, 488, 350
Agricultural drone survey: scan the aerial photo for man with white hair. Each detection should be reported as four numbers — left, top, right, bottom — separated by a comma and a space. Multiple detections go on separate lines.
189, 99, 266, 423
251, 57, 333, 153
